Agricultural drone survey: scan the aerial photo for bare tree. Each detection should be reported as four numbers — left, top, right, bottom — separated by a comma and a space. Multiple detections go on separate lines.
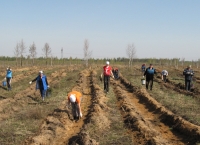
181, 58, 185, 68
14, 43, 20, 66
19, 39, 26, 66
42, 43, 51, 65
29, 42, 37, 66
126, 43, 136, 68
83, 39, 92, 67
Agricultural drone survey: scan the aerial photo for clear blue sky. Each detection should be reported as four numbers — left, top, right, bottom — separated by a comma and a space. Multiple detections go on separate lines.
0, 0, 200, 60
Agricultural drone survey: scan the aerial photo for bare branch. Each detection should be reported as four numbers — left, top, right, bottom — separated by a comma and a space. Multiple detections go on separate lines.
14, 43, 20, 66
29, 42, 37, 65
19, 39, 26, 66
126, 43, 136, 67
42, 43, 51, 65
19, 39, 26, 56
83, 39, 92, 67
14, 43, 20, 57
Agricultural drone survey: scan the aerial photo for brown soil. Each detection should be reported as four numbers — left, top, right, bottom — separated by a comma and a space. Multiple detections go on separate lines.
115, 75, 200, 144
2, 65, 200, 145
0, 68, 67, 121
24, 69, 91, 144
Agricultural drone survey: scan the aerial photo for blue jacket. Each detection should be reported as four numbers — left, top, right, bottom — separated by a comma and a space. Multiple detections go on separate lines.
32, 75, 48, 90
141, 65, 146, 72
183, 69, 194, 81
144, 67, 156, 80
6, 70, 12, 78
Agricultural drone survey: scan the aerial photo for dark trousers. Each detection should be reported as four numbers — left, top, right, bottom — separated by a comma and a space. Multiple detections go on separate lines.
104, 75, 110, 92
146, 79, 153, 90
39, 89, 46, 98
185, 80, 191, 91
71, 103, 80, 119
114, 73, 119, 79
6, 77, 11, 90
163, 75, 167, 83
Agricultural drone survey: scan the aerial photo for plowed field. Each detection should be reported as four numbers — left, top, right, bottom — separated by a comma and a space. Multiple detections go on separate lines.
0, 65, 200, 145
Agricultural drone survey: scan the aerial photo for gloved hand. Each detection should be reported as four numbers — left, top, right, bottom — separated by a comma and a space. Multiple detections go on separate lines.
143, 76, 144, 78
4, 77, 6, 80
29, 81, 32, 84
187, 72, 191, 74
47, 85, 50, 88
80, 112, 83, 118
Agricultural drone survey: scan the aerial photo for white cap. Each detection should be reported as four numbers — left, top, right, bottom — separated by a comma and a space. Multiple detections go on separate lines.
39, 70, 43, 74
69, 94, 76, 103
106, 61, 109, 65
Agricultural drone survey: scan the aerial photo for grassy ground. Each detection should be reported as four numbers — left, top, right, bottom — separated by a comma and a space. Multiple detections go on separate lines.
100, 87, 133, 145
120, 67, 200, 126
0, 68, 80, 145
94, 74, 133, 145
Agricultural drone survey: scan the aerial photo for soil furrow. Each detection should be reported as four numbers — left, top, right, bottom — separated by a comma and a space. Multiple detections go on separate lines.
25, 69, 93, 145
112, 74, 200, 144
154, 76, 200, 100
0, 68, 68, 121
112, 81, 186, 144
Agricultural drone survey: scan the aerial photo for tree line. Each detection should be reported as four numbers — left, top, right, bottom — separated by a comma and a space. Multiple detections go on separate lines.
1, 39, 199, 68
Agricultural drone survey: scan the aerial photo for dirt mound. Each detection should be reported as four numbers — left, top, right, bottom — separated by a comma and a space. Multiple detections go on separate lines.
155, 76, 200, 99
0, 68, 68, 121
117, 75, 200, 144
70, 70, 110, 144
25, 69, 110, 145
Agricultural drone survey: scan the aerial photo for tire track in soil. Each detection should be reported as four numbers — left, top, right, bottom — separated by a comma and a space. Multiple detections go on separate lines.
0, 68, 68, 121
25, 69, 94, 145
111, 76, 197, 145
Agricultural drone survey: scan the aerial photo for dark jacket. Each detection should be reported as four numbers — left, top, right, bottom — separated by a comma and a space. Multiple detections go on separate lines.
183, 69, 194, 81
144, 67, 156, 80
32, 75, 48, 90
141, 65, 146, 72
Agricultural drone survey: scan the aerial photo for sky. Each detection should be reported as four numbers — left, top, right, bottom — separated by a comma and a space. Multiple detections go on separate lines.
0, 0, 200, 61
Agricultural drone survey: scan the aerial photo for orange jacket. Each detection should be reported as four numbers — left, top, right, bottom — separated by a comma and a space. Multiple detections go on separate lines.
68, 91, 82, 104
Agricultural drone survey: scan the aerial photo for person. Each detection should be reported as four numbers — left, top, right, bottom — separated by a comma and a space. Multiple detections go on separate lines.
143, 64, 156, 90
161, 70, 168, 83
114, 68, 119, 79
112, 67, 119, 79
29, 70, 49, 101
183, 65, 194, 91
67, 90, 82, 120
141, 64, 146, 73
101, 61, 114, 93
5, 66, 12, 91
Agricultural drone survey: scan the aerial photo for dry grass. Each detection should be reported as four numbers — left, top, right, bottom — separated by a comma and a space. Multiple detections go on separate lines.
93, 80, 133, 145
120, 66, 200, 126
0, 67, 80, 145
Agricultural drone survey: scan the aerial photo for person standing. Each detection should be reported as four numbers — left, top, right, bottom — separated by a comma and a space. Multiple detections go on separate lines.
5, 66, 12, 91
144, 64, 156, 90
161, 70, 168, 83
29, 70, 49, 101
141, 64, 146, 73
67, 90, 82, 120
183, 65, 194, 91
101, 61, 114, 93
